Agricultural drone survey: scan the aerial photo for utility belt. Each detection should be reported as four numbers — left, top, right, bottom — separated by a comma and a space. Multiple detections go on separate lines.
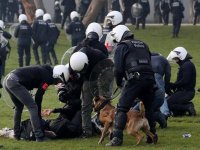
125, 71, 153, 81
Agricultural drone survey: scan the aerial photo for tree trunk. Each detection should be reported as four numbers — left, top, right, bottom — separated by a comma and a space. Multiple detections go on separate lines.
21, 0, 36, 23
82, 0, 107, 27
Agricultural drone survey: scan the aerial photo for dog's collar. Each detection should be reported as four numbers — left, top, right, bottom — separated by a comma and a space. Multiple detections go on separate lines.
95, 99, 111, 112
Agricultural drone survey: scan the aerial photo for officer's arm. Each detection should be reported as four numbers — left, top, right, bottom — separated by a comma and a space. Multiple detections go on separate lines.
114, 44, 126, 87
14, 25, 19, 38
164, 59, 171, 86
3, 31, 12, 39
66, 23, 72, 34
31, 21, 37, 41
174, 63, 191, 88
35, 83, 49, 118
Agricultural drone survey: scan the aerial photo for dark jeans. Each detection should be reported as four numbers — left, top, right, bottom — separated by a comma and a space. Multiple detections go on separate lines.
167, 90, 195, 113
113, 79, 156, 140
3, 73, 44, 138
162, 11, 169, 25
17, 44, 31, 67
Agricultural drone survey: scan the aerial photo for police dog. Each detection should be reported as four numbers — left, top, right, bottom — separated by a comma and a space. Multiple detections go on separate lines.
93, 96, 156, 145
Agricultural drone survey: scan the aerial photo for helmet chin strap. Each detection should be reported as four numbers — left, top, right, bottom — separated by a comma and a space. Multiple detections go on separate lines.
60, 73, 67, 84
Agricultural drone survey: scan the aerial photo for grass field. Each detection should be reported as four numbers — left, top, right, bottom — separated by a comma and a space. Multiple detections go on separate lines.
0, 25, 200, 150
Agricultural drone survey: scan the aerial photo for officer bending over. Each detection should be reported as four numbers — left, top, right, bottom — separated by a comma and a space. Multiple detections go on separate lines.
3, 65, 55, 142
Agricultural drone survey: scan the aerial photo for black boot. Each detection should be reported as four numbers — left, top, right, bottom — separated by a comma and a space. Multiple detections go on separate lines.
146, 133, 158, 144
106, 137, 123, 146
187, 103, 196, 116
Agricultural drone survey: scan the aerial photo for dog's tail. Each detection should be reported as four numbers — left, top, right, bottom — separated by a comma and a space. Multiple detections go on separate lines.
139, 101, 145, 118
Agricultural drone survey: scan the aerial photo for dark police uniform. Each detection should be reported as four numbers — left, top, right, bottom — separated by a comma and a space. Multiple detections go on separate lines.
7, 0, 19, 22
160, 0, 170, 25
14, 20, 32, 67
193, 0, 200, 25
167, 55, 196, 116
0, 0, 7, 22
61, 0, 76, 29
3, 65, 54, 141
0, 29, 12, 76
110, 33, 157, 145
136, 0, 150, 29
54, 2, 62, 23
70, 47, 108, 137
78, 0, 91, 19
66, 17, 85, 47
45, 19, 60, 65
119, 0, 137, 25
32, 16, 48, 64
170, 0, 184, 38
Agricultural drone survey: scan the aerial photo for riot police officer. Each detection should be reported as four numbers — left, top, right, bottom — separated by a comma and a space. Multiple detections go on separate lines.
14, 14, 32, 67
43, 13, 60, 65
136, 0, 150, 29
69, 48, 108, 138
74, 22, 108, 56
167, 47, 196, 116
66, 11, 85, 47
106, 25, 157, 146
0, 20, 12, 76
119, 0, 137, 25
3, 65, 59, 142
160, 0, 170, 25
54, 1, 62, 23
193, 0, 200, 25
32, 9, 48, 65
61, 0, 76, 29
170, 0, 185, 38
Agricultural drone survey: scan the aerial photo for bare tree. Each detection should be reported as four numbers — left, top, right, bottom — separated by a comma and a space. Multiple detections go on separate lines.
82, 0, 107, 27
21, 0, 46, 23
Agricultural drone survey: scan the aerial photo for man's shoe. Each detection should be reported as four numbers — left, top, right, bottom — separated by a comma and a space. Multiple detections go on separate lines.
80, 131, 92, 139
188, 103, 196, 116
146, 134, 158, 144
106, 137, 123, 146
0, 144, 3, 148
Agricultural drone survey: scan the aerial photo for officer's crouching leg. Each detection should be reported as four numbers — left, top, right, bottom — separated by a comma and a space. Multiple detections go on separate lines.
106, 106, 128, 146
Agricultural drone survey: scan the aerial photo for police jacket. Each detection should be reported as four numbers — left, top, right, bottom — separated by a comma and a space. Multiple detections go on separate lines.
194, 0, 200, 13
14, 20, 32, 46
170, 0, 184, 18
32, 17, 48, 43
46, 20, 60, 44
74, 37, 108, 56
161, 0, 170, 12
76, 47, 108, 80
66, 18, 85, 41
151, 52, 171, 87
174, 56, 196, 92
12, 65, 54, 118
61, 0, 76, 13
139, 0, 150, 16
114, 35, 154, 86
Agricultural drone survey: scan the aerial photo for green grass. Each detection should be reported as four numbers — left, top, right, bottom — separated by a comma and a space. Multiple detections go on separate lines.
1, 25, 200, 149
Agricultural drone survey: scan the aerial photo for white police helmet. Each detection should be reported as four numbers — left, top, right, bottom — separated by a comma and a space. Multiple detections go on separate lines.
43, 13, 51, 21
167, 47, 188, 61
85, 22, 102, 39
70, 11, 80, 20
35, 9, 44, 18
110, 25, 130, 42
105, 11, 123, 26
0, 20, 5, 29
18, 14, 27, 23
55, 1, 59, 5
53, 65, 70, 83
69, 52, 88, 72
